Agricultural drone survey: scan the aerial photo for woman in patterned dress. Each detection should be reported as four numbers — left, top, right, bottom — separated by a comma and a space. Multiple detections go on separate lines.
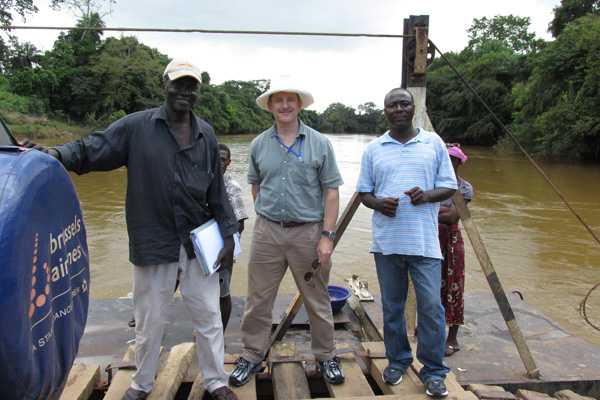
438, 145, 473, 357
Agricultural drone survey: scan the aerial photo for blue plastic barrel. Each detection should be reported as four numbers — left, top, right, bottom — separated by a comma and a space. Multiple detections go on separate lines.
0, 146, 90, 399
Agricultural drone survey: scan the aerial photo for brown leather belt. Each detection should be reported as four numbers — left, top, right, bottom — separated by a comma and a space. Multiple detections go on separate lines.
261, 215, 309, 228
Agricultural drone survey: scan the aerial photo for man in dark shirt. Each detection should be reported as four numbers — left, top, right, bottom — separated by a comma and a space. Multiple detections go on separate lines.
24, 60, 239, 400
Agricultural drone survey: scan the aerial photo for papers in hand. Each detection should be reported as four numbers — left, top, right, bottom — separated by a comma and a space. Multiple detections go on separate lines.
190, 219, 241, 276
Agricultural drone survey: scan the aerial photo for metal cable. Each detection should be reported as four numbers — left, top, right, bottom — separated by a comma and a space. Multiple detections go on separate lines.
429, 39, 600, 332
4, 25, 410, 39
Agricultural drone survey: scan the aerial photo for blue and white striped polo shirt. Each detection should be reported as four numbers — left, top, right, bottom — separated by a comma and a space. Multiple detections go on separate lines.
356, 129, 457, 259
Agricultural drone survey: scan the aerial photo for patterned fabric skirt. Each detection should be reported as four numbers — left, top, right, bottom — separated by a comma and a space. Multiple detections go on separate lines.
439, 223, 465, 325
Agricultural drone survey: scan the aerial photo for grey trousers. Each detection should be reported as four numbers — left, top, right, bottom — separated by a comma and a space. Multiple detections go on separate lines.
240, 216, 336, 363
130, 246, 227, 393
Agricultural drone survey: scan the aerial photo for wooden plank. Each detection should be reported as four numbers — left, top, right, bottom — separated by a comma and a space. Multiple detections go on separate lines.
467, 384, 517, 400
362, 342, 422, 396
148, 342, 195, 400
187, 374, 205, 400
59, 363, 100, 400
361, 301, 385, 339
271, 342, 310, 400
413, 26, 429, 74
103, 346, 136, 400
104, 346, 166, 400
347, 294, 383, 341
554, 390, 596, 400
333, 393, 477, 400
516, 389, 554, 400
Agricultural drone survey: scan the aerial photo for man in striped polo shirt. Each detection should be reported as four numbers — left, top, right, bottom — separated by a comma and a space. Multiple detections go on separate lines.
357, 88, 457, 398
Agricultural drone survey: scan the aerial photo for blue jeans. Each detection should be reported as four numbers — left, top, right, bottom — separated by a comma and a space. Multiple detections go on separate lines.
374, 253, 449, 382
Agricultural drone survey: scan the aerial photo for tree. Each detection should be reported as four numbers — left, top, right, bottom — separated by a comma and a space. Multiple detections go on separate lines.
357, 102, 385, 133
52, 0, 115, 20
320, 103, 358, 133
467, 15, 542, 54
89, 36, 168, 120
428, 41, 523, 145
201, 71, 210, 85
512, 15, 600, 160
548, 0, 600, 37
2, 34, 40, 73
0, 0, 37, 27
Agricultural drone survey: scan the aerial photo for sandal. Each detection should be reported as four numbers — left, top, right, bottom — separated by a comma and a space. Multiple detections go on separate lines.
444, 344, 460, 357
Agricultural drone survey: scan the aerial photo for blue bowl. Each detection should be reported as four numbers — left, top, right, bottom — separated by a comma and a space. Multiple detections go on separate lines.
328, 285, 351, 314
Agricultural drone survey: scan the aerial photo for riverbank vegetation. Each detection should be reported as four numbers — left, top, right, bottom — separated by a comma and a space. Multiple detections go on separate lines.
1, 0, 599, 160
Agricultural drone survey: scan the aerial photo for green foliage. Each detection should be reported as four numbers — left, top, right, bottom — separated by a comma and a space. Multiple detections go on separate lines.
0, 0, 38, 27
511, 15, 600, 160
320, 103, 359, 133
89, 36, 167, 119
548, 0, 600, 37
467, 15, 542, 54
356, 102, 386, 134
428, 41, 526, 145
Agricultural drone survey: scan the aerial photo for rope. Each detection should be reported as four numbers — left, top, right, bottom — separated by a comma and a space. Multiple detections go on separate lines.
429, 39, 600, 331
4, 25, 410, 39
580, 283, 600, 331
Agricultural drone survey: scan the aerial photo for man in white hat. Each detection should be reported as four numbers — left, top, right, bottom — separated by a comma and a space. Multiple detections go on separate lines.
23, 60, 239, 400
229, 82, 345, 386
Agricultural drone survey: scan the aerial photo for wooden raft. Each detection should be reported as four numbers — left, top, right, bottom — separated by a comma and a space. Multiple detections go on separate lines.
58, 294, 595, 399
61, 341, 474, 400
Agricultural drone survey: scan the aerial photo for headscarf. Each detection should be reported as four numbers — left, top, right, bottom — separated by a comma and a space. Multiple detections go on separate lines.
448, 146, 468, 164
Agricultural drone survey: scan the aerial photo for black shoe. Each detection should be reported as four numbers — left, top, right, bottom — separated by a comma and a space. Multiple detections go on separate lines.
210, 386, 239, 400
122, 387, 149, 400
318, 357, 345, 384
425, 379, 448, 398
382, 366, 403, 385
229, 357, 262, 387
128, 316, 136, 328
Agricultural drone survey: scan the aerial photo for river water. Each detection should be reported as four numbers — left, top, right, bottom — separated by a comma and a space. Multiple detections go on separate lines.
42, 134, 600, 347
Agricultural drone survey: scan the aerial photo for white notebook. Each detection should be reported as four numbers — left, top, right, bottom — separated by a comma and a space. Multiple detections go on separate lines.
190, 219, 241, 276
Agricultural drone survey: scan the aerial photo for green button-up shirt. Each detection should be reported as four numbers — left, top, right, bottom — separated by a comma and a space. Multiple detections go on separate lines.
248, 121, 343, 222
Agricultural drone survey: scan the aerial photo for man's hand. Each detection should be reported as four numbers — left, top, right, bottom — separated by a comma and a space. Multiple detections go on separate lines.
404, 187, 430, 205
317, 236, 333, 266
376, 197, 399, 217
19, 140, 60, 159
215, 235, 234, 271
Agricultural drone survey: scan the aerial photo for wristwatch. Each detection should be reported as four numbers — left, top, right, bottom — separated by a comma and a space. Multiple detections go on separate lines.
321, 230, 336, 241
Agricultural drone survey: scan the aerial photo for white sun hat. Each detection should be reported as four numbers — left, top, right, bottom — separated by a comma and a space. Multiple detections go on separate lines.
256, 77, 314, 111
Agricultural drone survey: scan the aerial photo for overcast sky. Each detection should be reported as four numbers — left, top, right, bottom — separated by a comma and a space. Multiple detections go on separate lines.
11, 0, 559, 111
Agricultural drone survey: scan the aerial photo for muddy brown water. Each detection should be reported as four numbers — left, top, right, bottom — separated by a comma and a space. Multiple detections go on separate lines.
37, 133, 600, 348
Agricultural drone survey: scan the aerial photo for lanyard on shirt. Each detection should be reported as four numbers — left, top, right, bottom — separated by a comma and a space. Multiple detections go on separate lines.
275, 135, 304, 160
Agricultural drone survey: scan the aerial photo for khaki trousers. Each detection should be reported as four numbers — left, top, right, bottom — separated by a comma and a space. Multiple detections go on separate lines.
240, 216, 336, 363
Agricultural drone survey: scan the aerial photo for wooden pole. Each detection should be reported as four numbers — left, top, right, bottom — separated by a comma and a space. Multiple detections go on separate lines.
453, 192, 540, 379
401, 15, 432, 337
